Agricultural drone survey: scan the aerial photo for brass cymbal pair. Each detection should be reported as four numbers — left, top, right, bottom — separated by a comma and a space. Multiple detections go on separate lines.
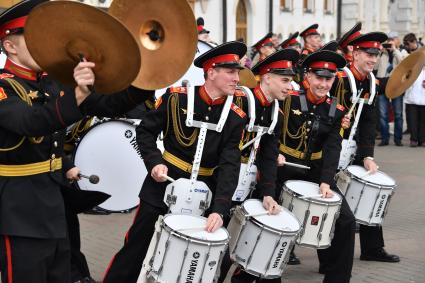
386, 46, 425, 99
25, 0, 197, 94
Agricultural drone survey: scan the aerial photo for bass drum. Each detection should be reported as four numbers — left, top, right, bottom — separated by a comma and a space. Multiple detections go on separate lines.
155, 40, 213, 97
73, 119, 147, 212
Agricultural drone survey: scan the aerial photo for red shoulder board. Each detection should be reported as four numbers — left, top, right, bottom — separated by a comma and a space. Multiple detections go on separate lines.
154, 96, 163, 109
231, 103, 246, 118
375, 79, 380, 85
337, 71, 347, 78
326, 98, 345, 111
0, 73, 14, 80
169, 86, 187, 93
234, 89, 246, 97
0, 87, 8, 101
288, 90, 299, 96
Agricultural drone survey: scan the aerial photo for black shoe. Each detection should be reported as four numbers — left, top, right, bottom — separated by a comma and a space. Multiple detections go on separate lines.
394, 140, 403, 146
287, 251, 301, 265
84, 206, 111, 215
378, 141, 389, 146
83, 277, 101, 283
360, 248, 400, 262
410, 141, 418, 147
318, 264, 327, 274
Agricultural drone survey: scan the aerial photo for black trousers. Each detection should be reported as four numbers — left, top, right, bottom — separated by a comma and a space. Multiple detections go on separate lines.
66, 208, 91, 281
406, 104, 425, 144
0, 235, 70, 283
103, 200, 167, 283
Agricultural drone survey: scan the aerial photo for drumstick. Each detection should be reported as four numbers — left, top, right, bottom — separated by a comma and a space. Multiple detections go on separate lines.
347, 100, 357, 117
241, 132, 267, 150
247, 211, 270, 217
300, 194, 323, 199
284, 161, 311, 170
78, 173, 99, 184
177, 226, 206, 232
159, 173, 175, 183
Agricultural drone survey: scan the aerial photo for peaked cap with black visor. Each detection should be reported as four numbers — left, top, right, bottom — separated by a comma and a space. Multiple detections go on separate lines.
194, 40, 247, 72
301, 50, 346, 78
338, 22, 362, 49
348, 32, 388, 55
0, 0, 47, 40
251, 48, 299, 76
300, 24, 320, 39
280, 32, 300, 49
252, 32, 274, 52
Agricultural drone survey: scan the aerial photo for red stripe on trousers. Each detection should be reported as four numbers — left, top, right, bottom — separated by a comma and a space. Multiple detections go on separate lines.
4, 236, 13, 283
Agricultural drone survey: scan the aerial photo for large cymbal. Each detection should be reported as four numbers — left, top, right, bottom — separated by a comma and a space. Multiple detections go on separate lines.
239, 68, 258, 88
386, 46, 425, 99
109, 0, 198, 90
25, 1, 140, 94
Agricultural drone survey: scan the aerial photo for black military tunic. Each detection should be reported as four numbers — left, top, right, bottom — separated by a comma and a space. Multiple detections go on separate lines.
103, 85, 247, 283
276, 86, 356, 283
238, 85, 283, 199
331, 65, 386, 255
0, 59, 153, 283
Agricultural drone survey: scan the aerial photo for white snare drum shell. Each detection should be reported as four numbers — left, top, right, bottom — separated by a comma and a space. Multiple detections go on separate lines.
230, 199, 300, 278
232, 163, 257, 202
280, 181, 341, 249
344, 165, 396, 226
149, 214, 228, 283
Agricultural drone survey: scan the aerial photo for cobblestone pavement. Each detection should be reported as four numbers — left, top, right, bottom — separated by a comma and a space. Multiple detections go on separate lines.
80, 140, 425, 282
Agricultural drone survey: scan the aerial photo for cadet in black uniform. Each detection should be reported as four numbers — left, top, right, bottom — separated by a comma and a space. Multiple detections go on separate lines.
300, 24, 322, 60
276, 50, 356, 283
280, 32, 301, 54
0, 2, 154, 282
103, 41, 248, 283
217, 48, 300, 282
331, 31, 400, 263
251, 32, 277, 64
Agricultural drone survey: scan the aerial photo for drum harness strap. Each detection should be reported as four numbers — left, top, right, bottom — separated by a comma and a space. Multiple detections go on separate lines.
185, 86, 233, 181
238, 86, 279, 187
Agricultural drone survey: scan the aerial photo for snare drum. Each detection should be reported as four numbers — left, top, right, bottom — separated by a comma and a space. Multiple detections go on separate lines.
280, 180, 341, 249
147, 214, 228, 283
336, 165, 396, 226
227, 199, 300, 279
74, 119, 147, 212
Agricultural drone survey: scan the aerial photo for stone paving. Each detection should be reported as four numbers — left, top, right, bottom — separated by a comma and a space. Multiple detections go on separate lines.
80, 139, 425, 282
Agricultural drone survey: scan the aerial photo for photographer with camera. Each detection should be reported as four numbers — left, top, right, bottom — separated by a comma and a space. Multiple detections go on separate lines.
375, 31, 408, 146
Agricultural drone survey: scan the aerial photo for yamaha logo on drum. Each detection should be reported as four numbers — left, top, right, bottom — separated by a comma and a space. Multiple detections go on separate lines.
375, 195, 387, 218
272, 241, 288, 268
194, 188, 208, 193
186, 252, 201, 282
124, 130, 133, 139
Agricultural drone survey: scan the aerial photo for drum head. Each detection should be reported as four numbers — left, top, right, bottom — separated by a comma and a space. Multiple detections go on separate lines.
74, 120, 147, 211
284, 180, 341, 202
154, 40, 213, 97
347, 165, 395, 186
164, 214, 228, 242
242, 199, 300, 232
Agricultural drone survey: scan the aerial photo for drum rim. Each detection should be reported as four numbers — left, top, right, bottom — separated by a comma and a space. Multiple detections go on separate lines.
241, 199, 301, 234
282, 180, 342, 205
72, 118, 142, 212
162, 213, 229, 244
344, 166, 396, 189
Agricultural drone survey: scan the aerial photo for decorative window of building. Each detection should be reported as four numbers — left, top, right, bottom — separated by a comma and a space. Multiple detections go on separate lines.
303, 0, 315, 13
236, 0, 248, 43
280, 0, 293, 12
324, 0, 334, 14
